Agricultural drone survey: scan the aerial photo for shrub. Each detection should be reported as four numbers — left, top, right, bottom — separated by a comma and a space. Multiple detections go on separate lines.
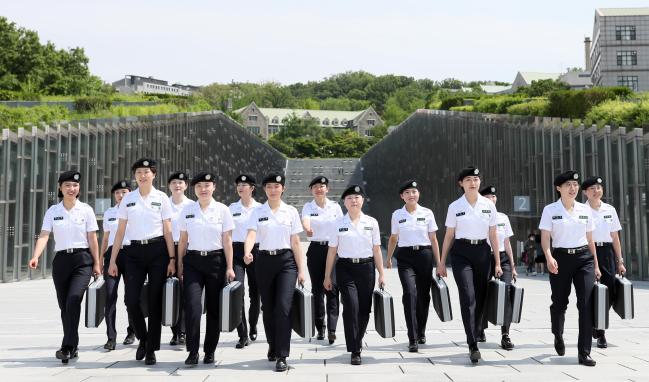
439, 96, 464, 110
547, 87, 630, 119
0, 105, 69, 130
74, 96, 112, 113
449, 105, 474, 112
473, 96, 525, 114
585, 100, 649, 128
507, 99, 549, 116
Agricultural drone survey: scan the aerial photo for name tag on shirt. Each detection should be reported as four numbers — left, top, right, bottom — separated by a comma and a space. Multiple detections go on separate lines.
579, 215, 588, 220
339, 227, 348, 232
54, 216, 64, 221
310, 213, 319, 217
482, 210, 491, 214
552, 216, 562, 220
364, 226, 373, 230
259, 217, 269, 222
604, 215, 612, 219
497, 223, 506, 227
127, 202, 136, 207
232, 212, 242, 217
108, 218, 117, 222
185, 214, 195, 219
398, 219, 407, 224
417, 217, 426, 221
456, 212, 465, 217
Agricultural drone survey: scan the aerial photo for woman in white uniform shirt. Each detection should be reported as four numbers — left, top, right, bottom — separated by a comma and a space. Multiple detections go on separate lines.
438, 166, 502, 364
229, 174, 262, 347
244, 173, 305, 372
301, 176, 343, 344
581, 176, 625, 349
324, 185, 386, 366
29, 170, 101, 363
177, 172, 235, 365
539, 170, 601, 367
107, 158, 176, 366
479, 185, 517, 350
386, 180, 441, 353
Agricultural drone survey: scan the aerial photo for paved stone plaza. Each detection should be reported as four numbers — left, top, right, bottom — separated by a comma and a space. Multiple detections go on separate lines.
1, 246, 648, 382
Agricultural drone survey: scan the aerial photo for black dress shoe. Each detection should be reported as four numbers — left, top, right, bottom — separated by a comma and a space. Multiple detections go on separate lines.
104, 339, 116, 351
418, 336, 426, 345
267, 348, 277, 362
592, 328, 599, 339
249, 327, 257, 341
56, 346, 71, 360
597, 334, 608, 348
554, 336, 565, 356
144, 352, 156, 365
328, 330, 336, 345
317, 328, 325, 340
185, 352, 199, 366
477, 331, 486, 342
408, 341, 418, 353
178, 333, 186, 345
136, 341, 147, 361
469, 345, 481, 364
351, 352, 362, 365
123, 332, 136, 345
169, 335, 179, 346
501, 334, 514, 351
275, 357, 288, 372
204, 352, 215, 364
236, 337, 250, 349
578, 353, 596, 366
69, 347, 78, 359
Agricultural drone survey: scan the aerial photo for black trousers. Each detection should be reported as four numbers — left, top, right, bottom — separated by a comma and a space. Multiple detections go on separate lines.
171, 244, 185, 337
103, 247, 135, 341
596, 244, 616, 336
232, 242, 261, 339
549, 249, 595, 355
483, 251, 513, 334
52, 250, 93, 349
123, 240, 169, 353
336, 259, 375, 353
256, 250, 297, 358
183, 252, 225, 354
395, 247, 433, 342
450, 241, 491, 347
306, 242, 340, 332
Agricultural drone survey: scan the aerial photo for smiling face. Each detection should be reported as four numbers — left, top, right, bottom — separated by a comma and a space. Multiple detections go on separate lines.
169, 179, 188, 195
60, 181, 80, 199
344, 194, 364, 212
264, 182, 284, 201
583, 184, 603, 201
400, 188, 419, 205
194, 181, 215, 201
310, 183, 328, 198
458, 176, 481, 194
556, 180, 580, 200
134, 167, 155, 187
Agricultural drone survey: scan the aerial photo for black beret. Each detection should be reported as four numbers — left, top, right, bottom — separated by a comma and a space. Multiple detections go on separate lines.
457, 166, 480, 182
235, 174, 256, 186
309, 176, 329, 188
480, 185, 497, 196
262, 173, 285, 186
57, 170, 80, 198
168, 171, 189, 184
341, 184, 365, 199
581, 176, 603, 191
131, 158, 157, 172
554, 170, 580, 187
111, 180, 132, 194
191, 172, 216, 186
399, 179, 418, 194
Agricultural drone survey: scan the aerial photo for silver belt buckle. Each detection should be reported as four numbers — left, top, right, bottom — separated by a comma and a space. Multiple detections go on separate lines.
470, 240, 479, 245
352, 258, 360, 263
65, 248, 74, 253
595, 242, 604, 246
413, 245, 420, 250
140, 239, 149, 245
269, 250, 278, 256
567, 248, 576, 254
200, 251, 208, 256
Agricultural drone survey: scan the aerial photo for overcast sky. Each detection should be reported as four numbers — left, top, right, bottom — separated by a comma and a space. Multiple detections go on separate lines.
3, 1, 648, 86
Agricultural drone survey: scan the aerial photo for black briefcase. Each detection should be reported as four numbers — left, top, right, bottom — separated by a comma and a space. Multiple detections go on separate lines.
613, 276, 634, 320
593, 281, 609, 330
509, 281, 524, 324
85, 277, 106, 328
292, 285, 315, 338
220, 281, 243, 332
431, 276, 453, 322
486, 278, 507, 326
140, 280, 149, 318
162, 277, 180, 326
373, 288, 395, 338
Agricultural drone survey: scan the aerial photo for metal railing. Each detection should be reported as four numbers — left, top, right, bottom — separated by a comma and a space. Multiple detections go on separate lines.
361, 110, 648, 280
0, 111, 286, 282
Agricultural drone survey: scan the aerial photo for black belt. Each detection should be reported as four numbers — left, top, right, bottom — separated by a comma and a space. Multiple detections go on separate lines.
338, 257, 373, 264
130, 236, 164, 246
401, 245, 432, 251
174, 241, 179, 246
56, 248, 88, 256
187, 249, 224, 257
258, 248, 291, 256
456, 238, 487, 245
595, 242, 613, 247
554, 246, 589, 255
310, 241, 329, 246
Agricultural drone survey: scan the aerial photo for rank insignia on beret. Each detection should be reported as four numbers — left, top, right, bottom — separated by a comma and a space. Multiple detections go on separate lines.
121, 181, 127, 187
573, 173, 579, 179
491, 187, 495, 193
412, 182, 417, 187
241, 175, 246, 181
354, 186, 360, 192
474, 169, 479, 175
143, 160, 149, 166
597, 178, 602, 183
73, 174, 79, 180
205, 174, 211, 180
179, 174, 184, 179
321, 178, 326, 183
276, 176, 282, 182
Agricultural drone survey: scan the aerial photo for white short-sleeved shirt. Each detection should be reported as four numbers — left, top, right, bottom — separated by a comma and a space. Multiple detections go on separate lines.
488, 212, 513, 252
229, 199, 262, 243
538, 200, 595, 248
391, 205, 438, 247
301, 198, 344, 242
247, 201, 303, 251
169, 195, 194, 242
586, 200, 622, 243
445, 195, 498, 240
103, 205, 130, 247
179, 199, 235, 251
329, 213, 381, 258
117, 187, 173, 241
41, 200, 98, 252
